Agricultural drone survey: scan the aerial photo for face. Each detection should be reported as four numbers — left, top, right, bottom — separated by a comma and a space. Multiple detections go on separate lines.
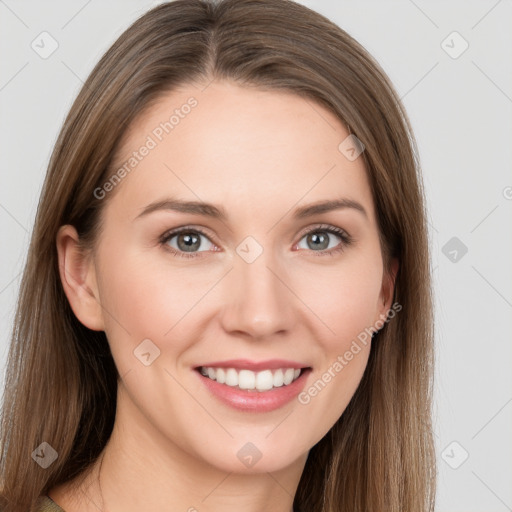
69, 80, 397, 474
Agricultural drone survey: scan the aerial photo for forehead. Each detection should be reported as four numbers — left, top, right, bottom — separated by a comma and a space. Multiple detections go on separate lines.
106, 80, 376, 225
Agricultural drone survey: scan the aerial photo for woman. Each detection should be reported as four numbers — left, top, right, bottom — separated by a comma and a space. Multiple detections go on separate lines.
0, 0, 436, 511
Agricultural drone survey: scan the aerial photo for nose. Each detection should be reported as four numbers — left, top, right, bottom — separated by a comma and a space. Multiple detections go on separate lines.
219, 249, 296, 340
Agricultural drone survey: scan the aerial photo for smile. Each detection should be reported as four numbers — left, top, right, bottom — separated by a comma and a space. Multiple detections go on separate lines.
194, 360, 313, 412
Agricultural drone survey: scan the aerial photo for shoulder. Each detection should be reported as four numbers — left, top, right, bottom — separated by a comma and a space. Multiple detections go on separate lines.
36, 496, 66, 512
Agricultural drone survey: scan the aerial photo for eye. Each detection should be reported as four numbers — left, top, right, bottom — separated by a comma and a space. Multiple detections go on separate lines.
295, 224, 353, 256
159, 227, 217, 258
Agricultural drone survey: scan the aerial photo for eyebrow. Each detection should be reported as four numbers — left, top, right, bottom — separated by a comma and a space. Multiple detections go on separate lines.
135, 197, 368, 221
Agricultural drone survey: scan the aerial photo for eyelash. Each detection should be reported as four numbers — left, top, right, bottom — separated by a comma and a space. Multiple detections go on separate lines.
159, 224, 353, 259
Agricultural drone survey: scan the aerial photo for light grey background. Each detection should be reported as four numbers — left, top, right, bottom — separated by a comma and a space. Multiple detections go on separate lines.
1, 1, 511, 510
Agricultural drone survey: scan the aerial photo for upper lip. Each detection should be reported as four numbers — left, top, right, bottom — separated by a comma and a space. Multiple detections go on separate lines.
195, 359, 311, 372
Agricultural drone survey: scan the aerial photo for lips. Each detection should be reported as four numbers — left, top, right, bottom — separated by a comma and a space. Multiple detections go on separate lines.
194, 359, 312, 412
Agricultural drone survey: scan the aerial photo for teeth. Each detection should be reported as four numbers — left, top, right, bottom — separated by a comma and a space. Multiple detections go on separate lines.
199, 366, 303, 392
216, 367, 226, 384
255, 370, 273, 391
273, 369, 284, 387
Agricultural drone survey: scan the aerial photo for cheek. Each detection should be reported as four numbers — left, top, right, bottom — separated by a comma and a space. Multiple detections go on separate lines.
94, 245, 225, 370
287, 254, 381, 430
292, 252, 384, 348
94, 238, 234, 375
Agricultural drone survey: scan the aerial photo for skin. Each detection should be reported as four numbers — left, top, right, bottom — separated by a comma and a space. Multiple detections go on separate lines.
52, 80, 398, 512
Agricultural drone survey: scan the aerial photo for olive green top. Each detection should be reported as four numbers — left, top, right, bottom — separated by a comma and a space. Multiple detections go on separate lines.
37, 496, 66, 512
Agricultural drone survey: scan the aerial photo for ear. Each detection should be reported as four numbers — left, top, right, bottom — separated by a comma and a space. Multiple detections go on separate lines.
377, 256, 399, 319
56, 225, 105, 331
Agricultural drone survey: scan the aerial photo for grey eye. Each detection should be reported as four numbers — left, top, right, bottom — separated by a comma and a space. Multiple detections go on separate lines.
297, 230, 342, 251
166, 231, 214, 253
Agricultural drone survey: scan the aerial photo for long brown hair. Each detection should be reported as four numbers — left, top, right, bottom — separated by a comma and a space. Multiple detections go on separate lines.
0, 1, 436, 510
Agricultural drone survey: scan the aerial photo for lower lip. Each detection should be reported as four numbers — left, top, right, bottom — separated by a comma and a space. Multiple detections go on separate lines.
196, 368, 312, 412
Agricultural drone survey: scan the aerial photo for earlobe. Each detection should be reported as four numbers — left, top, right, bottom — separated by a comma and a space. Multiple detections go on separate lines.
56, 225, 105, 331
